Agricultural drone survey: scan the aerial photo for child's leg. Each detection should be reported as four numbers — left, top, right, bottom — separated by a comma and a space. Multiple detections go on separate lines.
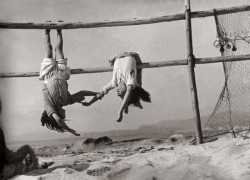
44, 29, 53, 58
55, 29, 65, 60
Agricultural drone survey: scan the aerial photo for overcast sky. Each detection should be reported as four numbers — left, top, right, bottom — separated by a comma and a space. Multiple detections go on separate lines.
0, 0, 249, 142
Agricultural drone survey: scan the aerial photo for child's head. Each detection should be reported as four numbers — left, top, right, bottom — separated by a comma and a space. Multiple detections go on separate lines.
41, 111, 65, 133
116, 82, 127, 98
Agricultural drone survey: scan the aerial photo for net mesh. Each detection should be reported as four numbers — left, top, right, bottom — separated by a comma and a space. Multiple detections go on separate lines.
203, 8, 250, 137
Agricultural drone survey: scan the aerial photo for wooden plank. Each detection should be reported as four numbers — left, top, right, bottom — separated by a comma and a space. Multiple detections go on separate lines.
0, 60, 187, 78
195, 54, 250, 64
0, 15, 186, 29
0, 4, 249, 29
1, 55, 250, 78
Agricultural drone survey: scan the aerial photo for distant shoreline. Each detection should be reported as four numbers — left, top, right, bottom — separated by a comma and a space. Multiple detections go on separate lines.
6, 132, 181, 149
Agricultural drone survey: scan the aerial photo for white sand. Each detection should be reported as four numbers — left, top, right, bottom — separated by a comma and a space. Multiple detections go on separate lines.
10, 135, 250, 180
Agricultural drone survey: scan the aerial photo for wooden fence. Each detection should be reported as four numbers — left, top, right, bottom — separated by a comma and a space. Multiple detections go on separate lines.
1, 1, 250, 144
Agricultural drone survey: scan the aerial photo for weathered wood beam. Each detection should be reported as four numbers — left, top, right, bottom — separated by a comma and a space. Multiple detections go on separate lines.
1, 54, 250, 78
0, 4, 249, 29
0, 60, 188, 78
192, 4, 250, 18
195, 54, 250, 64
185, 0, 203, 144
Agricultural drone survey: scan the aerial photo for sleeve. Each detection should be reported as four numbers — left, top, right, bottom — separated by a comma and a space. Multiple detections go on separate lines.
103, 80, 117, 95
103, 71, 118, 95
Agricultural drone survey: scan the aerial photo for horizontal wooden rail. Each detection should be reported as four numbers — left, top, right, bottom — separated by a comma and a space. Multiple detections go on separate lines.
0, 5, 249, 29
1, 54, 250, 78
195, 54, 250, 64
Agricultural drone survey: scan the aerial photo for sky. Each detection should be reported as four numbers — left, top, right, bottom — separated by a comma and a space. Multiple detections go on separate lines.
0, 0, 249, 142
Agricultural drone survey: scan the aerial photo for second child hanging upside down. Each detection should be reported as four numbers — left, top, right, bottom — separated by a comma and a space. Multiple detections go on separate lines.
40, 29, 101, 136
82, 52, 151, 122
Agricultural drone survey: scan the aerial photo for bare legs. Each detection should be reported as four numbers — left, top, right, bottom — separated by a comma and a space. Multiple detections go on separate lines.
45, 29, 53, 58
44, 29, 64, 60
55, 29, 64, 60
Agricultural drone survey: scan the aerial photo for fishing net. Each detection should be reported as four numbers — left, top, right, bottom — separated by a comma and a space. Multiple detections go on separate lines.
203, 7, 250, 137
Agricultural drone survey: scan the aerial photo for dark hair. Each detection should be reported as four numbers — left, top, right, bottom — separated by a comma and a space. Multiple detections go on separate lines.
41, 111, 65, 133
128, 87, 151, 106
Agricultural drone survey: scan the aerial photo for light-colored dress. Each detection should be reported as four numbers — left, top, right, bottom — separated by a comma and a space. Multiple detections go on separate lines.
39, 58, 73, 118
103, 56, 138, 95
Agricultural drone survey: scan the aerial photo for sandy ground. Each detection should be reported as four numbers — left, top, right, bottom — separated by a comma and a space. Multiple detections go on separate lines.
8, 133, 250, 180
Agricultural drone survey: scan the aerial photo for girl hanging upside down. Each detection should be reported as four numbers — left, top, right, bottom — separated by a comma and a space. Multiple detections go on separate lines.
82, 52, 151, 122
40, 29, 101, 136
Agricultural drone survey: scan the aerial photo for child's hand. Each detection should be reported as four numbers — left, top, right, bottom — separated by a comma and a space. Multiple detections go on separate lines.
95, 92, 104, 100
57, 118, 80, 136
116, 111, 123, 122
124, 106, 128, 114
81, 102, 91, 106
67, 129, 80, 136
80, 91, 105, 107
64, 126, 80, 136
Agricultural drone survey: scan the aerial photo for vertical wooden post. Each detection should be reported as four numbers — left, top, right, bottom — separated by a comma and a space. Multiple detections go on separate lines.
185, 0, 203, 144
